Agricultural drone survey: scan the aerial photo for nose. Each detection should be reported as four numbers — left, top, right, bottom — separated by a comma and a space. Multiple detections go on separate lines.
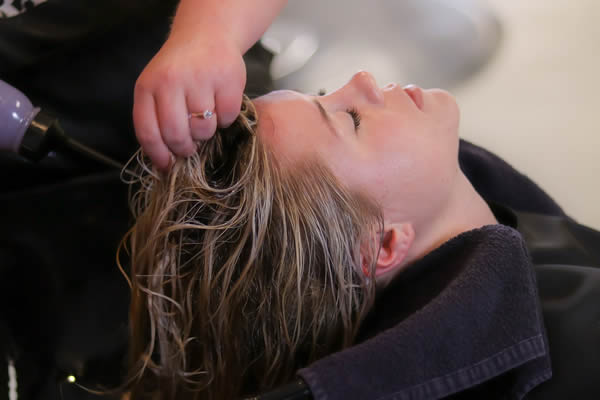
347, 71, 384, 105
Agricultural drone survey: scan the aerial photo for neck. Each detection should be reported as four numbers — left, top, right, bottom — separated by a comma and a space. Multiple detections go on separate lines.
405, 172, 498, 264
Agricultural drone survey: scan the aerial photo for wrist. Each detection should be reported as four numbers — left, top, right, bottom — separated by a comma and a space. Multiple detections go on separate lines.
168, 0, 285, 54
170, 23, 246, 53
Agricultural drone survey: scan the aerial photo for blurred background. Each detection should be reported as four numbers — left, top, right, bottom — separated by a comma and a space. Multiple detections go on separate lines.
263, 0, 600, 229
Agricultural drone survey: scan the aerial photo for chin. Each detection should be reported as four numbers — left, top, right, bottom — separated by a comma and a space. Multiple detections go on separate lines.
424, 89, 460, 136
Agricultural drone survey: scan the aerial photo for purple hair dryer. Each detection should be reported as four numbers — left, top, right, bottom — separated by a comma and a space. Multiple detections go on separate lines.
0, 79, 125, 169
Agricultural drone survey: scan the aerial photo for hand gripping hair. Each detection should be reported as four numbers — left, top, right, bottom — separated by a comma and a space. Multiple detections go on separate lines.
120, 95, 383, 400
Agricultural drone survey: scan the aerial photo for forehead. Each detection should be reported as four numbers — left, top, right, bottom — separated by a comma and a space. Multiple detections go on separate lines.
254, 90, 334, 163
254, 90, 312, 132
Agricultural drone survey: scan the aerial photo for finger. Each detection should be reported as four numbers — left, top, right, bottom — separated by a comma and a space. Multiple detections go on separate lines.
133, 86, 171, 170
156, 86, 196, 158
186, 89, 217, 140
214, 76, 245, 128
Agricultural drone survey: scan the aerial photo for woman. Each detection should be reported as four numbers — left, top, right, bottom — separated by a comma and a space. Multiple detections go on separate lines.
124, 71, 553, 399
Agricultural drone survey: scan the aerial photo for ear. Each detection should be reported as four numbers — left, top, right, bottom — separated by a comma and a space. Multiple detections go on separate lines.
372, 223, 415, 278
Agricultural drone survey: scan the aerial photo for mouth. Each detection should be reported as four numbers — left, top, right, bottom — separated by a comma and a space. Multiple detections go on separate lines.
402, 84, 424, 111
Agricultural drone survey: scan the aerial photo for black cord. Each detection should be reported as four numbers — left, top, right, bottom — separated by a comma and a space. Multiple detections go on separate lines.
60, 135, 136, 177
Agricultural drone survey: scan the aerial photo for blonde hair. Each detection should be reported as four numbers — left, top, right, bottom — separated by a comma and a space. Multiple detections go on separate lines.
121, 96, 383, 399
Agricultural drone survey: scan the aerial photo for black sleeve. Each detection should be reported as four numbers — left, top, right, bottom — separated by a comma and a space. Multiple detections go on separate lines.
0, 0, 176, 74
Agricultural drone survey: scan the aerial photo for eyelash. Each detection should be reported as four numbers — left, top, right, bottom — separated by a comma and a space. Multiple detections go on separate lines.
346, 108, 361, 129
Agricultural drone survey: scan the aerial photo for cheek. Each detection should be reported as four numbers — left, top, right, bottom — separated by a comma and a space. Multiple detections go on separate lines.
320, 109, 460, 220
360, 121, 458, 218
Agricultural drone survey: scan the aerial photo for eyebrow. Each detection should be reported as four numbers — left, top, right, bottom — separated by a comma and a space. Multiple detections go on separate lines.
311, 98, 339, 137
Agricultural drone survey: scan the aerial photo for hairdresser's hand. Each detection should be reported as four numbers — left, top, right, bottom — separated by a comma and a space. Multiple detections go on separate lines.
133, 33, 246, 169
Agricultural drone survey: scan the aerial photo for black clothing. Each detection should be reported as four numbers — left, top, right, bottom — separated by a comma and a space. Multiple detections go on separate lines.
0, 173, 130, 400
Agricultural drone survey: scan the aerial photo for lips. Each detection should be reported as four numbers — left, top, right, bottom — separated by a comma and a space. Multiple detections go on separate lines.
403, 84, 424, 110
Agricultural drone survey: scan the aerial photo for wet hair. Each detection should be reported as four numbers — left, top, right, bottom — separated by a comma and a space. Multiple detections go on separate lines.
121, 96, 383, 399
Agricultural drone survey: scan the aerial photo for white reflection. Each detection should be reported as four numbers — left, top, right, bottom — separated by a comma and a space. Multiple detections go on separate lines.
270, 34, 319, 80
262, 18, 320, 81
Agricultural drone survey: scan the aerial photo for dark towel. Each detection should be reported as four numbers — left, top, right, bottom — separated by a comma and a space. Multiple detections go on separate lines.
458, 140, 564, 216
299, 224, 551, 400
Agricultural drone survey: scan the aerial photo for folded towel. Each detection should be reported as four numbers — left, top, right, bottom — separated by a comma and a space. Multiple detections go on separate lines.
299, 224, 551, 400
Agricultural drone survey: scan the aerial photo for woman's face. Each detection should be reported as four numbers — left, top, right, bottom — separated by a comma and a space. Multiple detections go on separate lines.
254, 71, 461, 225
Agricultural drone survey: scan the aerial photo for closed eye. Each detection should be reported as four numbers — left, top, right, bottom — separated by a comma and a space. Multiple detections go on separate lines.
346, 108, 361, 130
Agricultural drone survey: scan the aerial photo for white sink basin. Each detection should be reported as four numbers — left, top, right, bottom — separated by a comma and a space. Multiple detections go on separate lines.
262, 0, 502, 92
